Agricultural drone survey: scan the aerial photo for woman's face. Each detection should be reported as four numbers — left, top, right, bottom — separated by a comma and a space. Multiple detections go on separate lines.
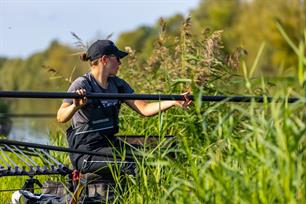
105, 55, 121, 75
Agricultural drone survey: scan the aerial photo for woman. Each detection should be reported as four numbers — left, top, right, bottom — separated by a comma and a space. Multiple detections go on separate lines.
57, 40, 191, 174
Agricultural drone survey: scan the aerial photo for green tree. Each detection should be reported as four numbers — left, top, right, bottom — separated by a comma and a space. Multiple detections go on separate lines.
232, 0, 305, 75
0, 57, 7, 69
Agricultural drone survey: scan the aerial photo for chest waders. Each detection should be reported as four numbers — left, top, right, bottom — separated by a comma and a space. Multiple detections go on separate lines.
66, 76, 124, 168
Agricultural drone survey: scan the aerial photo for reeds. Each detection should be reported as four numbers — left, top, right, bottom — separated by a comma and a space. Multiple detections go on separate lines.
0, 17, 304, 203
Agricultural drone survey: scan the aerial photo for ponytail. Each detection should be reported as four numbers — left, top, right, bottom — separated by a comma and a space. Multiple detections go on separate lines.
80, 52, 89, 61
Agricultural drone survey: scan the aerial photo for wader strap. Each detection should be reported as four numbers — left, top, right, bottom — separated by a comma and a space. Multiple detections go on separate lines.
81, 75, 125, 94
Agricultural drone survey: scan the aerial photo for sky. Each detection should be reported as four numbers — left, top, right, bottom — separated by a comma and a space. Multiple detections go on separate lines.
0, 0, 200, 59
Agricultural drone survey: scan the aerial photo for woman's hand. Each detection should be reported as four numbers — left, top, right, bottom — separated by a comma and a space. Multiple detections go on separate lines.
57, 88, 87, 123
73, 88, 87, 109
174, 92, 192, 109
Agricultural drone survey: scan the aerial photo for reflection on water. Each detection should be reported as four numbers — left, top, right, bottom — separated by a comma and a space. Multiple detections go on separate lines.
6, 99, 64, 144
8, 117, 65, 145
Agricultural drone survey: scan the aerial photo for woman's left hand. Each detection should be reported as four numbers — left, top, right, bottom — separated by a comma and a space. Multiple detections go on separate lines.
174, 92, 192, 109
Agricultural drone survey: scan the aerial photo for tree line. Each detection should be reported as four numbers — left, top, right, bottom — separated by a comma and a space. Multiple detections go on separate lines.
0, 0, 304, 94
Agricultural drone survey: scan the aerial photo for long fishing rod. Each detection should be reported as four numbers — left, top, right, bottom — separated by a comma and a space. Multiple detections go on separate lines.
0, 135, 175, 154
0, 113, 56, 118
0, 139, 112, 157
0, 91, 301, 103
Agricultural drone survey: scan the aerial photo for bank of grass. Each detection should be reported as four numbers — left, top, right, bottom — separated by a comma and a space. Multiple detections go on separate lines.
0, 18, 305, 203
0, 92, 304, 203
116, 94, 305, 204
110, 21, 306, 203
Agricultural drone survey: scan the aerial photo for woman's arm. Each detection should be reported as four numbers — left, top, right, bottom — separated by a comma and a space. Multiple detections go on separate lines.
57, 89, 87, 123
125, 93, 191, 117
57, 103, 79, 123
125, 100, 175, 117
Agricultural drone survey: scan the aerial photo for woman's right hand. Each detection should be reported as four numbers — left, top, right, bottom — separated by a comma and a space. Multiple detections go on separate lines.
57, 88, 87, 123
73, 88, 87, 109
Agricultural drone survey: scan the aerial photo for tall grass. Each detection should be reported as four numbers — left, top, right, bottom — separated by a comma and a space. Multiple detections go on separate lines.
0, 18, 305, 203
116, 94, 305, 204
115, 19, 305, 204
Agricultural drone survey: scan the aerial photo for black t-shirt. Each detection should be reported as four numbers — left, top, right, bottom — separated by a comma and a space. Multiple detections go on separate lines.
64, 73, 134, 167
64, 72, 134, 128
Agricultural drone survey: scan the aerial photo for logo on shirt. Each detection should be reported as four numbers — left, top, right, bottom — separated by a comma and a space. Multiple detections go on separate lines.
100, 100, 119, 107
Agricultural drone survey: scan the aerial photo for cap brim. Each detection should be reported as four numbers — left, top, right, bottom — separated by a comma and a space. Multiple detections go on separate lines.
115, 50, 128, 59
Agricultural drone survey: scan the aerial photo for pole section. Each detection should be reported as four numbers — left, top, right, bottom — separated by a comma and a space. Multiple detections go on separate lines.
0, 139, 109, 157
0, 91, 300, 103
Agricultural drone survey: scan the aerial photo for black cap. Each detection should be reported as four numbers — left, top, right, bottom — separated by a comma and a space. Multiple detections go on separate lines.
86, 40, 128, 61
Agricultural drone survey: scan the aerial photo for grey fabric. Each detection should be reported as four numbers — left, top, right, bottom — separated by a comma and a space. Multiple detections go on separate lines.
76, 143, 138, 175
63, 72, 134, 128
18, 190, 70, 204
64, 73, 134, 168
42, 181, 65, 196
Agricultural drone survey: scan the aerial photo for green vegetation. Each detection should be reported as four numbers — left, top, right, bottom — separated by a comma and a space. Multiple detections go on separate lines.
0, 100, 9, 114
116, 0, 305, 76
113, 16, 305, 203
0, 0, 305, 203
116, 94, 305, 204
0, 0, 305, 94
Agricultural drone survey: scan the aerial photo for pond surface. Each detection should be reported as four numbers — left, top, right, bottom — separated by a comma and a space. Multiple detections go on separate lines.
8, 118, 52, 144
5, 99, 65, 144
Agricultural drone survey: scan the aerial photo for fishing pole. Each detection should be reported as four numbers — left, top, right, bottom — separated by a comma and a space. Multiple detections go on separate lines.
0, 113, 56, 118
0, 135, 175, 156
0, 139, 112, 157
0, 91, 301, 103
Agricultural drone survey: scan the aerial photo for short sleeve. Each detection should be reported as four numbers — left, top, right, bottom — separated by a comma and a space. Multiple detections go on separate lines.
63, 77, 91, 104
113, 77, 134, 94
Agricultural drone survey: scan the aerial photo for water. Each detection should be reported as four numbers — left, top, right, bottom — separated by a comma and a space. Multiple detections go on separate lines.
8, 118, 63, 145
6, 99, 64, 144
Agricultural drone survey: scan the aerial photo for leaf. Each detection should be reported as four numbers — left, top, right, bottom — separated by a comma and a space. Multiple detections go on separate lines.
276, 23, 299, 55
250, 43, 265, 78
298, 41, 305, 86
304, 80, 306, 99
171, 78, 192, 87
